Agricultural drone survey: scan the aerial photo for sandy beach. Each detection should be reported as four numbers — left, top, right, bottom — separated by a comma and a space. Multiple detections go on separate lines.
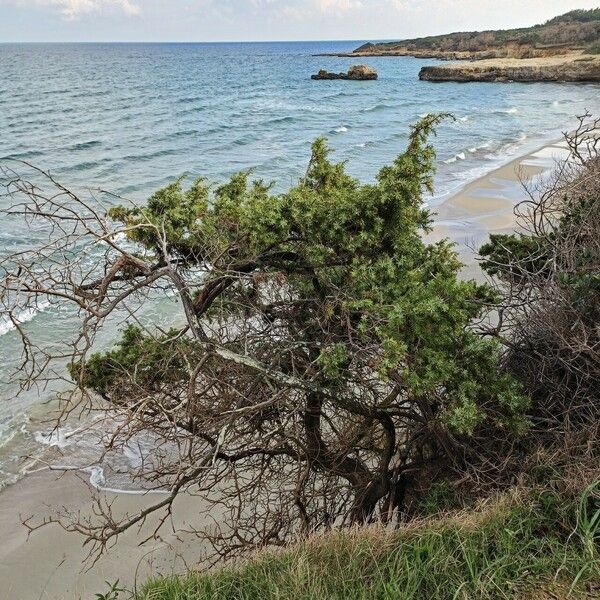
427, 138, 571, 278
0, 138, 573, 600
0, 469, 219, 599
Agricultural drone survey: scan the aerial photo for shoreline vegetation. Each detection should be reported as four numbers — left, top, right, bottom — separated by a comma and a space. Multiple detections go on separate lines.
0, 6, 599, 599
317, 9, 600, 82
138, 485, 600, 600
0, 134, 592, 600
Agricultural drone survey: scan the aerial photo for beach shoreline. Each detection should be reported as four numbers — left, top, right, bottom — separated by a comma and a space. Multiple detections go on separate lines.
427, 137, 571, 278
0, 137, 573, 600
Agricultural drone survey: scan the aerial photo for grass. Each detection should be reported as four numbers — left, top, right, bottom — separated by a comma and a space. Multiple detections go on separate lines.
134, 484, 599, 600
586, 43, 600, 55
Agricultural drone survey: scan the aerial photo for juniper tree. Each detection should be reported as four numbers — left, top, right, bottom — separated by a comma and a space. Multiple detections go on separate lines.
0, 115, 526, 558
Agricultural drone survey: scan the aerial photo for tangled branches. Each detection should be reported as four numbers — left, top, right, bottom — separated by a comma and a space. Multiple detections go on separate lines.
481, 112, 600, 434
0, 116, 526, 560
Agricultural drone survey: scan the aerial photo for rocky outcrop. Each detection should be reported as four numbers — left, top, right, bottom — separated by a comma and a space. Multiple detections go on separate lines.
419, 57, 600, 82
312, 65, 378, 81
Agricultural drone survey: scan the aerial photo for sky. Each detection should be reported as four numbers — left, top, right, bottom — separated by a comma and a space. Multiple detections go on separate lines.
0, 0, 598, 42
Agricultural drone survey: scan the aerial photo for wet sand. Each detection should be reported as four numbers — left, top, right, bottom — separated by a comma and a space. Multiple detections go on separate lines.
0, 469, 214, 599
0, 139, 571, 599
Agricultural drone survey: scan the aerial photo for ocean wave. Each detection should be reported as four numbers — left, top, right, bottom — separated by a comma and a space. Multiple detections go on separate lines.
444, 151, 467, 164
485, 133, 528, 160
83, 465, 106, 488
0, 470, 21, 493
33, 427, 72, 449
0, 300, 51, 337
170, 128, 198, 138
69, 159, 109, 172
467, 142, 492, 154
121, 148, 179, 161
331, 126, 348, 134
176, 96, 203, 105
4, 149, 44, 160
69, 140, 102, 151
362, 103, 392, 113
496, 107, 519, 115
266, 115, 296, 125
0, 413, 29, 451
81, 464, 168, 494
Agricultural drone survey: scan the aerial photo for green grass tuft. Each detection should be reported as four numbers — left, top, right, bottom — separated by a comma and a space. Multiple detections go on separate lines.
586, 42, 600, 54
136, 486, 599, 600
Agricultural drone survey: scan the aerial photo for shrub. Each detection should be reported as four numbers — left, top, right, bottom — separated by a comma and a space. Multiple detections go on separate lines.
1, 116, 526, 558
480, 114, 600, 434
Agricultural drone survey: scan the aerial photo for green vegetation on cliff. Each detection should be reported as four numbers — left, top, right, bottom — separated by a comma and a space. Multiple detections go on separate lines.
355, 9, 600, 57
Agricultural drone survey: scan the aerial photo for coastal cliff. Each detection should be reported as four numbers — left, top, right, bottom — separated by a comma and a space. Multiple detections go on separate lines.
319, 9, 600, 84
339, 9, 600, 61
419, 55, 600, 83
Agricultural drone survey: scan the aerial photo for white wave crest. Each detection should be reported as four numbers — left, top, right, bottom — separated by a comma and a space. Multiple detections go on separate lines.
497, 107, 518, 115
0, 300, 51, 337
33, 427, 71, 449
468, 142, 492, 154
83, 465, 106, 488
444, 151, 467, 164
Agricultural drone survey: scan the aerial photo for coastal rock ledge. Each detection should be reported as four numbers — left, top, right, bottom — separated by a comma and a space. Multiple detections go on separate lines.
312, 64, 378, 80
419, 57, 600, 83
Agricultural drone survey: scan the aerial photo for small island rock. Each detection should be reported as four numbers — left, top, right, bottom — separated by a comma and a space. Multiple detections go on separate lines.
312, 64, 378, 80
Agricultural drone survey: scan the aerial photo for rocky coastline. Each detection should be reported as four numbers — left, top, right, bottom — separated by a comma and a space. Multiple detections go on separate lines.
419, 55, 600, 83
316, 9, 600, 84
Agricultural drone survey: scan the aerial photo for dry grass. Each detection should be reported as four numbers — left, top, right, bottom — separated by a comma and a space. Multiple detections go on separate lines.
135, 483, 599, 600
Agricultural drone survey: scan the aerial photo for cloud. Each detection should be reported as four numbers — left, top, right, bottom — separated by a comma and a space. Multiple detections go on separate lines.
278, 0, 364, 20
318, 0, 364, 12
25, 0, 140, 19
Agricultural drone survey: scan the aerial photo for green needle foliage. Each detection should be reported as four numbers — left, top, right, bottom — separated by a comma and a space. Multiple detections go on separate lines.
0, 114, 526, 558
68, 115, 529, 553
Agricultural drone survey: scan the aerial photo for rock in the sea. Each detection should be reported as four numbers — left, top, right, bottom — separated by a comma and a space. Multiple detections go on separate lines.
312, 64, 378, 80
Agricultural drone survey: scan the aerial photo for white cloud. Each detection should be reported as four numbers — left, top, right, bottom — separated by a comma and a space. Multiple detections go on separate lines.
2, 0, 599, 40
279, 0, 364, 19
26, 0, 140, 19
318, 0, 363, 12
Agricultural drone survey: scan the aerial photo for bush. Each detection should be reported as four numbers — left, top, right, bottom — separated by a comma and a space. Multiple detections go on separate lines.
480, 115, 600, 435
1, 116, 527, 558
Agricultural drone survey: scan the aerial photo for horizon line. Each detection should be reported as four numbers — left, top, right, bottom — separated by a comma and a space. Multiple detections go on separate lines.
0, 39, 377, 45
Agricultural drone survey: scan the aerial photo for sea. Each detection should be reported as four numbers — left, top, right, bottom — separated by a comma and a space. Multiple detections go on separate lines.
0, 41, 598, 493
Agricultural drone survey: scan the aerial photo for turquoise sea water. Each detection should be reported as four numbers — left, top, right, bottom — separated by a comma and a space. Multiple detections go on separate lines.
0, 41, 598, 489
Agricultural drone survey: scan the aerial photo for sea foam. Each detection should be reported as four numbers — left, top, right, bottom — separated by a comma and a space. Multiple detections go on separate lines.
0, 300, 51, 337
